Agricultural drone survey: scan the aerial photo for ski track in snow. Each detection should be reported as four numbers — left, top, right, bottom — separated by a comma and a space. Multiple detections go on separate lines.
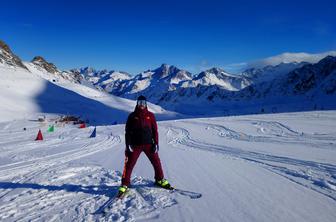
182, 119, 335, 149
165, 121, 336, 202
0, 113, 336, 221
0, 168, 181, 222
0, 122, 123, 221
0, 122, 195, 222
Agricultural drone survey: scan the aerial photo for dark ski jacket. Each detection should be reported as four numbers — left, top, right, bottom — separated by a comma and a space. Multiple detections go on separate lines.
125, 106, 158, 146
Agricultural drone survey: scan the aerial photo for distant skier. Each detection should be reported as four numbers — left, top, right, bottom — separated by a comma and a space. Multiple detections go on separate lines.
118, 95, 172, 196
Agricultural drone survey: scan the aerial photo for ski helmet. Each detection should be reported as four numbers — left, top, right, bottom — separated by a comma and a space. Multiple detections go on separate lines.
137, 95, 147, 106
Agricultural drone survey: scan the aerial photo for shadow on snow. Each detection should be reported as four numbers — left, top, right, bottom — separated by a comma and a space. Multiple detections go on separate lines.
34, 81, 130, 126
0, 181, 119, 198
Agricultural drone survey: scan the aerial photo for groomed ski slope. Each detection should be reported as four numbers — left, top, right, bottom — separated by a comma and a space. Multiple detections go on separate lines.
0, 111, 335, 221
0, 65, 178, 124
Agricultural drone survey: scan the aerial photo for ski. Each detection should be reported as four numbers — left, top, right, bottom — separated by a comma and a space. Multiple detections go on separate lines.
171, 188, 202, 199
93, 189, 129, 215
155, 183, 202, 199
93, 185, 201, 215
92, 196, 115, 215
116, 189, 129, 199
158, 185, 175, 191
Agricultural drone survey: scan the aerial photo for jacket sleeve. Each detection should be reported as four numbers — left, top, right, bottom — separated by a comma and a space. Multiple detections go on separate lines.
151, 113, 159, 145
125, 114, 132, 146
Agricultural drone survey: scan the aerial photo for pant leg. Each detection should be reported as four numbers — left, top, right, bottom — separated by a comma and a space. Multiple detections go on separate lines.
143, 145, 164, 181
121, 147, 142, 186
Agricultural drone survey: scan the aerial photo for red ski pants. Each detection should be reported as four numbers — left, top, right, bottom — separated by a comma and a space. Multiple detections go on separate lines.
121, 144, 164, 186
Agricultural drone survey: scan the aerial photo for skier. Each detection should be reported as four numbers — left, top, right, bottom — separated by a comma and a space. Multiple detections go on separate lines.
118, 95, 172, 196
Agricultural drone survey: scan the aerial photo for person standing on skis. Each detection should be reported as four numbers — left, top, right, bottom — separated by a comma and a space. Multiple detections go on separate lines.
118, 95, 171, 195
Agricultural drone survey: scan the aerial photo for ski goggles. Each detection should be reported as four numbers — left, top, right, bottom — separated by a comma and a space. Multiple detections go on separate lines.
137, 100, 147, 106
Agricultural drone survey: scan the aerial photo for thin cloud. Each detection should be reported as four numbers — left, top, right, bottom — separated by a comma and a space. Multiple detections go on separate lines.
246, 51, 336, 69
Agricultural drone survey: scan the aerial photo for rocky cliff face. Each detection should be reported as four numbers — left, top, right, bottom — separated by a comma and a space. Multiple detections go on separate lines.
31, 56, 59, 74
29, 56, 83, 84
236, 55, 336, 100
286, 56, 336, 96
0, 40, 29, 71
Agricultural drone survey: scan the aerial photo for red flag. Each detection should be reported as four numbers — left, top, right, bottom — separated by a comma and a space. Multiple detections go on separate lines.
35, 129, 43, 141
79, 123, 86, 128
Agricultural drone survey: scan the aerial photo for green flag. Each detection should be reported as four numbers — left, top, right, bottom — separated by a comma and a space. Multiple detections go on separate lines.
48, 125, 54, 132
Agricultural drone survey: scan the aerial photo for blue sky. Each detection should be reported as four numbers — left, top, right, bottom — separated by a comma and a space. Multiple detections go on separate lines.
1, 0, 335, 74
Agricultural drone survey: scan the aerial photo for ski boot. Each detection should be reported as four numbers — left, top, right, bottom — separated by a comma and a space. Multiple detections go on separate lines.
117, 185, 128, 198
155, 179, 174, 190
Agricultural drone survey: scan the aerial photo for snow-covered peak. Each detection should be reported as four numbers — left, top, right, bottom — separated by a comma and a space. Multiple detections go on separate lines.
69, 67, 100, 79
72, 67, 132, 85
0, 39, 29, 71
152, 63, 177, 78
97, 71, 132, 87
76, 67, 98, 76
197, 67, 237, 79
106, 71, 132, 81
316, 55, 336, 67
285, 55, 336, 95
187, 67, 251, 91
151, 64, 193, 83
0, 60, 175, 123
238, 55, 336, 101
74, 67, 131, 78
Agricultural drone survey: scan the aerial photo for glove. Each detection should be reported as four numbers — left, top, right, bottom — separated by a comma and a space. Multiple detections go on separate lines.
152, 144, 159, 153
126, 145, 133, 153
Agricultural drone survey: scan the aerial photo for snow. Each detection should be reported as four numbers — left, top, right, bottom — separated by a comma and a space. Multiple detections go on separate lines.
247, 51, 336, 69
129, 79, 151, 94
0, 66, 45, 121
70, 54, 336, 118
242, 62, 307, 84
0, 65, 178, 124
189, 70, 247, 91
0, 111, 335, 221
100, 72, 131, 85
1, 62, 336, 221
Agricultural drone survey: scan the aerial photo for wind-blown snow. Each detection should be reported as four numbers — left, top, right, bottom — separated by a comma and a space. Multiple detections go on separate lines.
247, 51, 336, 68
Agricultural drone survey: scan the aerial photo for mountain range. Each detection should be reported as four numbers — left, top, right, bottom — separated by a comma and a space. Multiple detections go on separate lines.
1, 39, 335, 116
